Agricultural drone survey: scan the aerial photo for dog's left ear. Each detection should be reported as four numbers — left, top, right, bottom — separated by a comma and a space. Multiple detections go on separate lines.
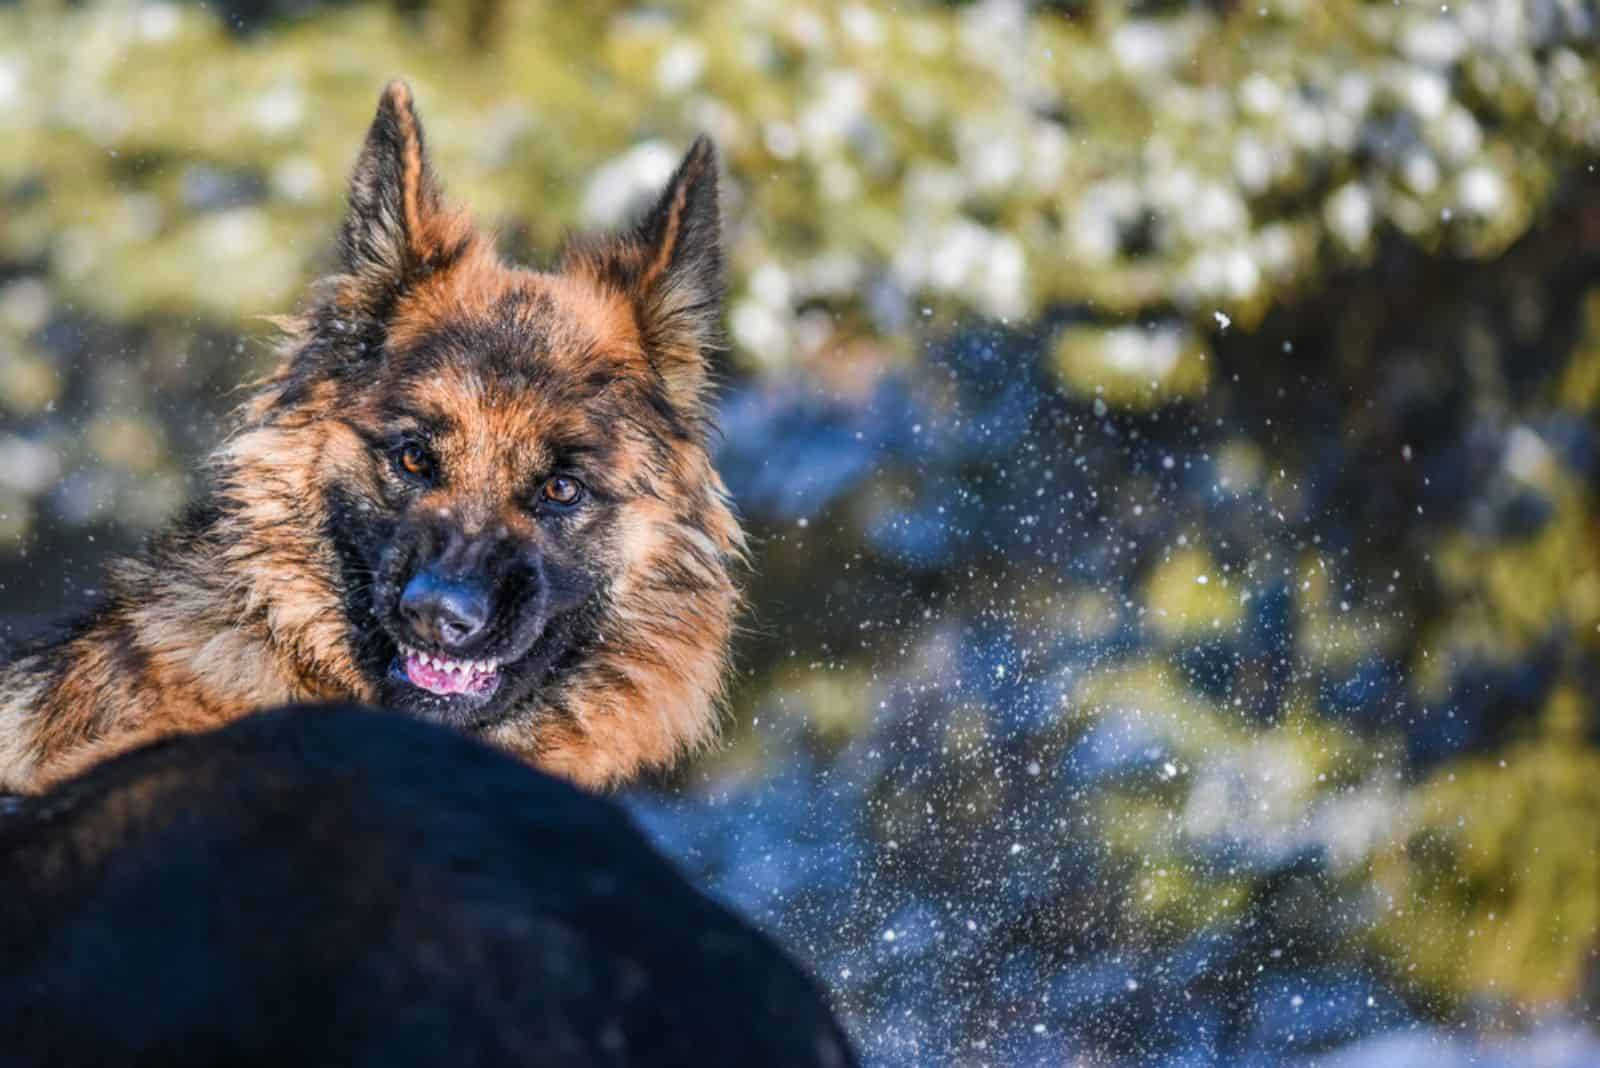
568, 138, 724, 420
339, 81, 476, 311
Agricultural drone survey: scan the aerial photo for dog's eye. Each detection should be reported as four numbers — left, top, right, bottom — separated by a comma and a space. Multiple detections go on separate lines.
542, 476, 584, 507
394, 443, 436, 483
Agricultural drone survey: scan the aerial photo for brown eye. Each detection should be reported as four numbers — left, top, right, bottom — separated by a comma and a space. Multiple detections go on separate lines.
542, 476, 584, 506
395, 443, 435, 482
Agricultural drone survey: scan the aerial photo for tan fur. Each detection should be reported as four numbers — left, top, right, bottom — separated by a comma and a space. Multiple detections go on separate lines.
0, 85, 743, 794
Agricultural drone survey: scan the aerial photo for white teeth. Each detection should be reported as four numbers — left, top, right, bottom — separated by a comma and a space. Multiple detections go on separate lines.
400, 645, 501, 677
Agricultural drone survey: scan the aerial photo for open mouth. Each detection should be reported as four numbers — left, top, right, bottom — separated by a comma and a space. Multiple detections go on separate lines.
393, 643, 502, 699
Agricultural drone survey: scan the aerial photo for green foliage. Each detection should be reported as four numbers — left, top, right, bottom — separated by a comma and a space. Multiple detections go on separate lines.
1373, 689, 1600, 1005
2, 1, 1595, 347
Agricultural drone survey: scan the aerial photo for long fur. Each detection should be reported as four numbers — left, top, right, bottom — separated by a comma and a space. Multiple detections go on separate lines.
0, 82, 744, 793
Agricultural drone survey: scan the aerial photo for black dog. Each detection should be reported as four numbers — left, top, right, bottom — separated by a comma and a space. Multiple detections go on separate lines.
0, 704, 856, 1067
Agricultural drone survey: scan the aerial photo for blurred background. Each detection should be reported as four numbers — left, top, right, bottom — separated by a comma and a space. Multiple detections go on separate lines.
2, 0, 1599, 1064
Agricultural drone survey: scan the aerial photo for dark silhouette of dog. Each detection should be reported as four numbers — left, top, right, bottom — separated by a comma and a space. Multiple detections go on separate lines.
0, 704, 856, 1067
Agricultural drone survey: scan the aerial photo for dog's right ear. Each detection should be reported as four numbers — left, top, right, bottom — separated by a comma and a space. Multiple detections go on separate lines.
338, 81, 477, 312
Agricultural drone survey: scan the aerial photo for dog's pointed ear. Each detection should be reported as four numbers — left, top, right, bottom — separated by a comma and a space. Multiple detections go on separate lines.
568, 138, 724, 419
339, 81, 475, 309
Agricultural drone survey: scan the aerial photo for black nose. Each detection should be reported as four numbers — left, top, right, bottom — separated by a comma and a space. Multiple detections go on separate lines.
399, 570, 491, 650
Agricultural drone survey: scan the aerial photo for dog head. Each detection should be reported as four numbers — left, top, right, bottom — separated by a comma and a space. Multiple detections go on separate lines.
223, 83, 743, 787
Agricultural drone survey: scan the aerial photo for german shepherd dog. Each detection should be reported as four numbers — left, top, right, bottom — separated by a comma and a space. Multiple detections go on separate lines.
0, 83, 744, 792
0, 704, 857, 1067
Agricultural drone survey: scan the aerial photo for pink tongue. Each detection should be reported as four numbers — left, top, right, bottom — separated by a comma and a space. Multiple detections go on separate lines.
404, 655, 492, 696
